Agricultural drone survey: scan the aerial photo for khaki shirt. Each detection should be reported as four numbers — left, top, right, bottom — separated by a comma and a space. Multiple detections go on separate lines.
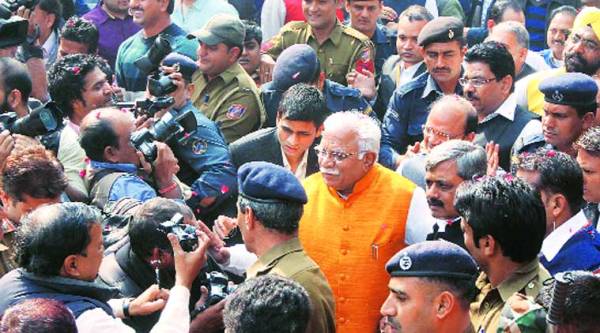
247, 238, 336, 333
470, 259, 551, 333
0, 232, 18, 278
191, 62, 265, 143
264, 20, 375, 86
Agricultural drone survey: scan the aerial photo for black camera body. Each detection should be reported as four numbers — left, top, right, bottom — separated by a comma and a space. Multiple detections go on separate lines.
0, 101, 63, 137
135, 33, 173, 75
116, 96, 175, 118
147, 71, 177, 97
206, 271, 236, 306
157, 213, 198, 252
0, 16, 27, 47
0, 0, 37, 19
130, 109, 197, 162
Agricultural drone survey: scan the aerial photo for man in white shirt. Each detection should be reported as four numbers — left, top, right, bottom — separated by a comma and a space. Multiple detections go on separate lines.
0, 202, 210, 333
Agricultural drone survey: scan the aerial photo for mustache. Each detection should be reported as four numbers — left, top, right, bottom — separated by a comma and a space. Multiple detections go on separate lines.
320, 167, 340, 176
551, 39, 565, 46
464, 91, 479, 100
380, 316, 400, 330
427, 198, 444, 208
432, 67, 450, 73
565, 52, 586, 64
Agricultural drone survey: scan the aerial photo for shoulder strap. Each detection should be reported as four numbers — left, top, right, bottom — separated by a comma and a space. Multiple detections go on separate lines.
89, 170, 128, 210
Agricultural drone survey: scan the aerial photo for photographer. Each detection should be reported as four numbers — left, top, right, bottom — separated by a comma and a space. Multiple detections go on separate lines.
16, 0, 63, 69
0, 202, 210, 333
79, 108, 183, 209
0, 57, 33, 118
0, 145, 67, 277
156, 53, 238, 223
99, 197, 215, 332
47, 53, 114, 201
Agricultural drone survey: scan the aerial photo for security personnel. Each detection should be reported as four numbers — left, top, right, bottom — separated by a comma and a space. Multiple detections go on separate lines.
381, 241, 478, 333
188, 14, 265, 144
261, 44, 374, 127
539, 72, 597, 156
380, 16, 466, 170
161, 52, 239, 223
260, 0, 375, 86
230, 161, 336, 333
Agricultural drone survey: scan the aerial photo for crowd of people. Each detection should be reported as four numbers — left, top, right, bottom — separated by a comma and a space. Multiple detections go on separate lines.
0, 0, 599, 331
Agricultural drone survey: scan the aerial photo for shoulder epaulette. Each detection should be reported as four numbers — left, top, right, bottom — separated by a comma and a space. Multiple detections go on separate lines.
281, 21, 308, 31
341, 25, 371, 42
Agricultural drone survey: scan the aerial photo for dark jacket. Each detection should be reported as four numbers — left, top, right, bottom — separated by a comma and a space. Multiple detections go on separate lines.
229, 127, 320, 177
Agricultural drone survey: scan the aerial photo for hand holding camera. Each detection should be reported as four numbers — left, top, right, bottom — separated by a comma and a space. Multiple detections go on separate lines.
167, 225, 210, 289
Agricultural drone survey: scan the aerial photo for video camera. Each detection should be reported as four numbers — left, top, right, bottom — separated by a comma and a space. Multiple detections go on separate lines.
130, 108, 197, 162
0, 0, 37, 19
157, 213, 198, 252
115, 96, 175, 118
0, 101, 64, 137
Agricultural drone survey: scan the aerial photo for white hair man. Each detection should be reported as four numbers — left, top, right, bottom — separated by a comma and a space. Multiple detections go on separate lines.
298, 111, 431, 332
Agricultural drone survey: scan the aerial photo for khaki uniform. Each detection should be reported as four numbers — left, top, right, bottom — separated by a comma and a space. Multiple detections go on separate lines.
246, 238, 336, 333
470, 259, 551, 333
0, 232, 18, 278
264, 20, 375, 86
191, 62, 265, 143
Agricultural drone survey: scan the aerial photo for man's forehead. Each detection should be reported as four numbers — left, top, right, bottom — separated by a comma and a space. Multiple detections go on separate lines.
574, 25, 600, 44
424, 41, 461, 52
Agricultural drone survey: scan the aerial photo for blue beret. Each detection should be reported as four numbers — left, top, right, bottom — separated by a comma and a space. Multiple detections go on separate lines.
272, 44, 320, 91
162, 52, 198, 82
386, 241, 477, 280
238, 161, 307, 204
417, 16, 464, 47
540, 72, 598, 107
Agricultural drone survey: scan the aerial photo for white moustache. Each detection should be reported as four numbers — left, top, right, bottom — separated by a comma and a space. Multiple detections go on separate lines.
320, 168, 340, 176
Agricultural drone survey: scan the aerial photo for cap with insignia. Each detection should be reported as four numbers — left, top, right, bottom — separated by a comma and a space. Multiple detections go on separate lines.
539, 72, 598, 107
417, 16, 464, 47
385, 240, 477, 280
271, 44, 320, 91
238, 161, 308, 204
187, 14, 245, 46
162, 52, 198, 82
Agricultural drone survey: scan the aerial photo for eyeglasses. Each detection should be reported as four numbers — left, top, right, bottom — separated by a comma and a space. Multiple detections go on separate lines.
421, 125, 460, 141
314, 146, 358, 162
458, 77, 497, 88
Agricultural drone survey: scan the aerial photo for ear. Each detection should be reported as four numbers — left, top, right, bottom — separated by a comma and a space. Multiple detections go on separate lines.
582, 112, 595, 130
103, 145, 119, 163
464, 132, 476, 142
480, 235, 496, 257
518, 47, 528, 63
548, 193, 569, 219
45, 13, 56, 31
486, 20, 495, 31
0, 190, 10, 207
70, 99, 85, 118
275, 112, 282, 125
499, 75, 513, 95
229, 47, 242, 63
158, 0, 169, 12
186, 82, 195, 97
244, 206, 255, 231
344, 0, 351, 12
315, 124, 324, 138
7, 89, 22, 110
61, 254, 80, 278
362, 151, 377, 169
434, 291, 455, 319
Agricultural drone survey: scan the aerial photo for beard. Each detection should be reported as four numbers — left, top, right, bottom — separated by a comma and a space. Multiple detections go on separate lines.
564, 51, 600, 75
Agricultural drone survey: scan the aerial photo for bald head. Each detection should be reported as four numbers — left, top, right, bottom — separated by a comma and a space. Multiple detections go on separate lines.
423, 95, 477, 150
79, 107, 139, 165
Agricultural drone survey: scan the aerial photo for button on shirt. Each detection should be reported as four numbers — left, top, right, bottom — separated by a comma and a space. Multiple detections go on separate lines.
83, 5, 141, 69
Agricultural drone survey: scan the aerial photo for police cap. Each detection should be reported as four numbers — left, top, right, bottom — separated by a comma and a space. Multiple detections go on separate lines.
238, 161, 307, 204
386, 240, 477, 280
272, 44, 320, 91
539, 72, 598, 107
417, 16, 464, 47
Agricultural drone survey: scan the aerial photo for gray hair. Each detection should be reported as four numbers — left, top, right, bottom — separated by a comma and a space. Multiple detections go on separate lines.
492, 21, 530, 49
399, 5, 434, 22
323, 111, 381, 157
237, 196, 303, 234
425, 140, 487, 180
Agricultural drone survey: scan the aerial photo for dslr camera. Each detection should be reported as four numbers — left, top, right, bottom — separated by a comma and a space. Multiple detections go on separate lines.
0, 16, 27, 47
115, 96, 175, 118
157, 213, 198, 252
0, 101, 64, 137
134, 33, 177, 98
130, 109, 197, 162
0, 0, 37, 19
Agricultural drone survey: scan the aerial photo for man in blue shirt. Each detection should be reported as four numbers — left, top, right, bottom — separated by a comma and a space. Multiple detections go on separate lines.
380, 16, 465, 169
115, 0, 197, 92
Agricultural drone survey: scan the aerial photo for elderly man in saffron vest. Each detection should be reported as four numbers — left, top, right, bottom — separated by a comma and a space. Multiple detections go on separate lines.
299, 111, 432, 332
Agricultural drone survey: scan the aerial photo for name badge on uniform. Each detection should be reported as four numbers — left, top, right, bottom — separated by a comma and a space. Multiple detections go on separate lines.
226, 104, 247, 120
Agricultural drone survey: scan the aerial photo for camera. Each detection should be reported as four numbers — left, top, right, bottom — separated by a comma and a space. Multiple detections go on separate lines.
130, 108, 197, 162
135, 33, 173, 75
0, 101, 63, 137
0, 16, 27, 47
206, 271, 237, 306
147, 71, 177, 97
0, 0, 37, 19
157, 213, 198, 252
116, 96, 175, 118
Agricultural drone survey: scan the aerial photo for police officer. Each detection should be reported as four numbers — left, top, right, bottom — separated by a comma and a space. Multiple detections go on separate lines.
160, 53, 238, 223
188, 14, 265, 144
380, 16, 466, 170
260, 0, 375, 86
380, 240, 478, 333
539, 72, 597, 156
261, 44, 375, 127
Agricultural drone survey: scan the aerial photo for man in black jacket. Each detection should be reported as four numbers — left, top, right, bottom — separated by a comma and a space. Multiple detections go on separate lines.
230, 83, 329, 180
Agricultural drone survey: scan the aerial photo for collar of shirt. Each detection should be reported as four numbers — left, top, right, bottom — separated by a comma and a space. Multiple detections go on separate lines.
280, 146, 309, 180
422, 68, 464, 98
398, 61, 423, 86
246, 237, 303, 278
65, 119, 81, 136
480, 94, 517, 124
432, 216, 461, 232
307, 20, 344, 46
90, 160, 139, 174
494, 259, 543, 301
541, 210, 589, 262
42, 30, 58, 58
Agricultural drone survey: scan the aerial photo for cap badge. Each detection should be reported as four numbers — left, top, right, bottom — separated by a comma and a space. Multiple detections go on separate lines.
552, 90, 564, 102
448, 29, 454, 39
399, 255, 412, 270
